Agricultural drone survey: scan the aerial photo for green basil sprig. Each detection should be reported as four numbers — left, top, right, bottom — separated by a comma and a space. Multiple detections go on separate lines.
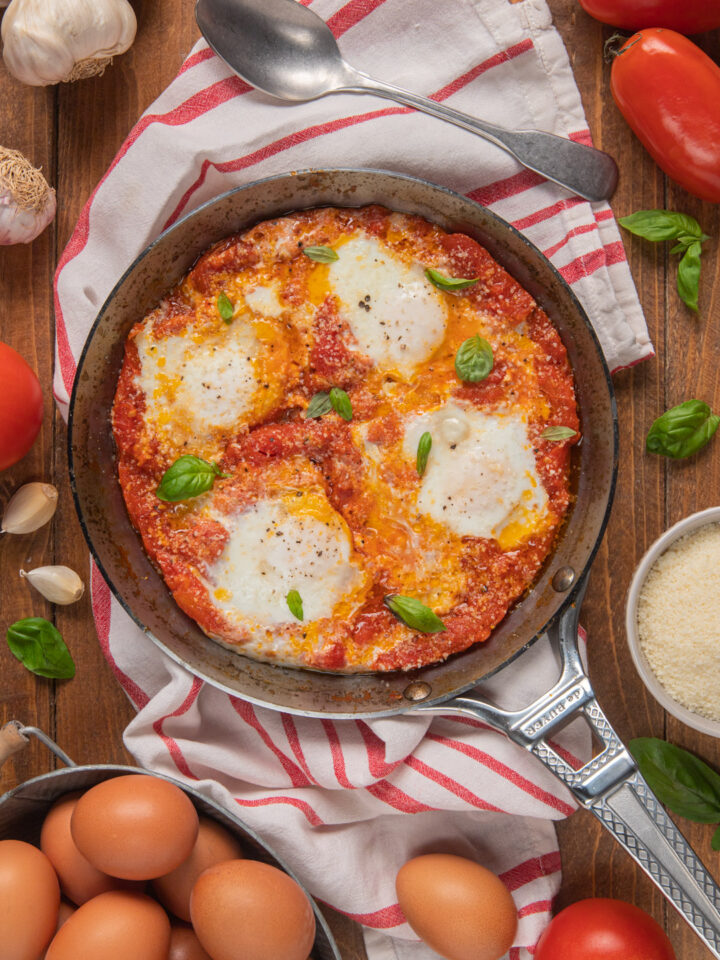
455, 335, 494, 382
618, 210, 710, 312
302, 245, 339, 263
630, 738, 720, 849
329, 387, 352, 422
305, 392, 333, 419
217, 292, 234, 323
305, 388, 353, 422
425, 268, 478, 292
156, 455, 229, 502
416, 432, 432, 476
646, 399, 719, 459
286, 589, 304, 621
384, 595, 446, 633
7, 618, 75, 679
541, 426, 577, 442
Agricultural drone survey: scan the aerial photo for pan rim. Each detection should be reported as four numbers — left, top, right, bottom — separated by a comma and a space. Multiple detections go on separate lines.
67, 166, 618, 717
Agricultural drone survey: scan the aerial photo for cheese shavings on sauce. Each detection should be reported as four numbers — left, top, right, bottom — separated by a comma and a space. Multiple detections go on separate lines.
112, 205, 579, 673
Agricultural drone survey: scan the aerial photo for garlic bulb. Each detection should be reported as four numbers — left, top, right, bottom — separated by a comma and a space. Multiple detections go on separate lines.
0, 147, 56, 244
2, 0, 137, 87
1, 482, 58, 534
20, 566, 85, 605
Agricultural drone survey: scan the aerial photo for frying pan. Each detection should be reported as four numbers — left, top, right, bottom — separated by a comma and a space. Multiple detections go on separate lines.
68, 168, 720, 954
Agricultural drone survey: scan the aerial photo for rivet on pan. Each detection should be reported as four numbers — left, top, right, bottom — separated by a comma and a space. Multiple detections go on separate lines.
403, 681, 432, 702
552, 566, 576, 592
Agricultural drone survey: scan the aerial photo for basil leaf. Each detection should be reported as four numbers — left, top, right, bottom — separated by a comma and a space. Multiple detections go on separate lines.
677, 241, 702, 313
712, 826, 720, 852
425, 267, 478, 292
286, 589, 304, 621
416, 431, 432, 476
455, 335, 493, 382
646, 399, 719, 459
629, 738, 720, 824
306, 392, 332, 419
384, 594, 446, 633
541, 426, 577, 442
329, 387, 353, 422
7, 618, 75, 679
156, 455, 228, 502
217, 292, 234, 322
303, 245, 339, 263
619, 210, 704, 242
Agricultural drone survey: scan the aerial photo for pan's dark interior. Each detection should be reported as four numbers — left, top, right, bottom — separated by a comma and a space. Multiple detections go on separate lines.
68, 169, 617, 718
0, 764, 340, 960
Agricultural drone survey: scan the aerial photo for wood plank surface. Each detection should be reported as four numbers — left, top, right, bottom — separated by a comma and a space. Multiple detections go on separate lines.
1, 2, 719, 958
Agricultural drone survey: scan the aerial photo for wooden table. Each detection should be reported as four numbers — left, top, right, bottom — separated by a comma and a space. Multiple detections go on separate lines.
1, 2, 718, 956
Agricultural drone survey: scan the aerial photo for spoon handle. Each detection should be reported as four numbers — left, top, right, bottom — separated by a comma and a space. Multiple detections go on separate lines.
347, 71, 618, 202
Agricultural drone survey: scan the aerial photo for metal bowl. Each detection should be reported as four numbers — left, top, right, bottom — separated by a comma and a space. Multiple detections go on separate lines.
0, 725, 340, 960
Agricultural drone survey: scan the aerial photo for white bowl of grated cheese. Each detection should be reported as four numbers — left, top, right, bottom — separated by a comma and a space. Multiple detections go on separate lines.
626, 506, 720, 737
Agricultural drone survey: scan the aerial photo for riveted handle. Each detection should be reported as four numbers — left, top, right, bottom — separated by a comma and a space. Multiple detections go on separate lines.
426, 584, 720, 957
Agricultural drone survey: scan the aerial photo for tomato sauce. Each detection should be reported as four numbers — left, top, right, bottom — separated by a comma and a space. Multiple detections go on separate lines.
112, 206, 579, 673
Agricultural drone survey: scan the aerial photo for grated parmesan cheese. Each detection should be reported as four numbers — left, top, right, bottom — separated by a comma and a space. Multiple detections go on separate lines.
637, 523, 720, 722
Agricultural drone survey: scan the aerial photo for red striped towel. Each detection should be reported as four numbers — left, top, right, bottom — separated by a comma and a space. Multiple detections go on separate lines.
54, 1, 651, 956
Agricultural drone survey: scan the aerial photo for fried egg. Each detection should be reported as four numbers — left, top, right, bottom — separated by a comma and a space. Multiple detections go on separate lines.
206, 491, 367, 630
401, 403, 549, 548
326, 235, 447, 375
134, 311, 292, 456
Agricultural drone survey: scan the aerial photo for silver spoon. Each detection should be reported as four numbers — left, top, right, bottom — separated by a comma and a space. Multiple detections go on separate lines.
195, 0, 618, 202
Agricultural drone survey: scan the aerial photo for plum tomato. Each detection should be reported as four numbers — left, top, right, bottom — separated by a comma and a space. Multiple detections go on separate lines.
610, 29, 720, 203
0, 341, 43, 471
578, 0, 720, 34
535, 898, 676, 960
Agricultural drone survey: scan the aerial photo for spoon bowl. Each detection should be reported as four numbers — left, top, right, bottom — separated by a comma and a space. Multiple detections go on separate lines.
197, 0, 356, 100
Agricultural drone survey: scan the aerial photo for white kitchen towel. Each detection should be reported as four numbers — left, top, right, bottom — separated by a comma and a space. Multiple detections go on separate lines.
53, 1, 652, 957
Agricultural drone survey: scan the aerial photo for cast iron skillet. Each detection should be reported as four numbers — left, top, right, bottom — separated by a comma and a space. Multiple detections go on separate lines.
68, 169, 720, 952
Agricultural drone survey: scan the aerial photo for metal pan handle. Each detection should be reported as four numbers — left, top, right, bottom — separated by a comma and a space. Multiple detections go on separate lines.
0, 721, 76, 773
425, 582, 720, 958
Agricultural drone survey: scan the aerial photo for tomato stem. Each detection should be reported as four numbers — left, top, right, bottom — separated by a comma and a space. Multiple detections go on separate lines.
603, 32, 634, 63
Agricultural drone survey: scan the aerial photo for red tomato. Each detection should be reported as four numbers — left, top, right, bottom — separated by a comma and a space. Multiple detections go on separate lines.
610, 30, 720, 203
0, 342, 43, 471
578, 0, 720, 34
536, 898, 676, 960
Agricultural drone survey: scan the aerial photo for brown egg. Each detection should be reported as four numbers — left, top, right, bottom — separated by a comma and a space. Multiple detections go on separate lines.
70, 774, 199, 880
190, 859, 316, 960
45, 890, 170, 960
41, 901, 76, 960
153, 816, 243, 921
41, 792, 145, 904
169, 923, 213, 960
0, 840, 60, 960
396, 854, 517, 960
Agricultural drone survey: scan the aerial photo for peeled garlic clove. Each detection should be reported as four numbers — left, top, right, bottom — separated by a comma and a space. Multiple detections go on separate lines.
20, 566, 84, 605
0, 147, 56, 245
1, 482, 58, 534
2, 0, 137, 87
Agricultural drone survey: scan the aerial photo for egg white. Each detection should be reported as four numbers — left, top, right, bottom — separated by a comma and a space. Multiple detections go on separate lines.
402, 403, 549, 547
328, 235, 447, 375
135, 318, 261, 440
206, 492, 365, 629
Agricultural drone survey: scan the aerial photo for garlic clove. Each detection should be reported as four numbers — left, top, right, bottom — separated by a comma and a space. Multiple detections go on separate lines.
1, 482, 58, 534
0, 147, 56, 245
20, 566, 85, 605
